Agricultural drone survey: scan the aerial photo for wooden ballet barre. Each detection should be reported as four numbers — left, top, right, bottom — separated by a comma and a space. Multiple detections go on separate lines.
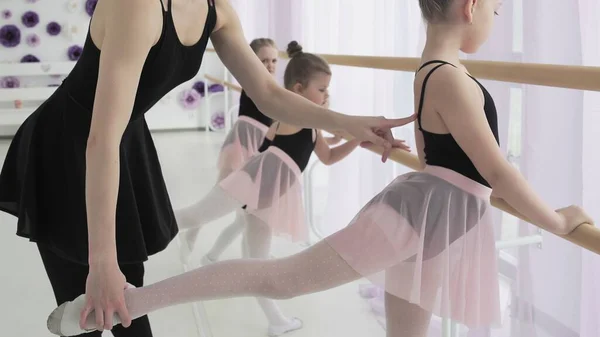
201, 72, 600, 255
205, 74, 242, 92
205, 48, 600, 92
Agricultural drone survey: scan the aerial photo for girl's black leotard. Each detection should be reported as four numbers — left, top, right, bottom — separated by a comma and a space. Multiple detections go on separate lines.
270, 128, 316, 172
416, 60, 499, 187
238, 90, 273, 127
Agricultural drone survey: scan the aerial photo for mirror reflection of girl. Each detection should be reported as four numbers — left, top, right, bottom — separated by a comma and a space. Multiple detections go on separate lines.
177, 41, 371, 336
216, 37, 278, 184
199, 98, 340, 267
207, 39, 342, 269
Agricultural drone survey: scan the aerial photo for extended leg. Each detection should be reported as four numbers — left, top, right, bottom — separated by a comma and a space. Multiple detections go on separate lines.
49, 211, 419, 336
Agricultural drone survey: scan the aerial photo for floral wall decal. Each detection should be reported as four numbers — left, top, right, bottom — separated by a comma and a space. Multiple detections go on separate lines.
210, 111, 225, 130
0, 1, 214, 130
179, 89, 202, 109
21, 54, 39, 62
66, 21, 79, 41
21, 10, 39, 28
25, 33, 39, 46
0, 24, 20, 47
46, 21, 61, 36
192, 80, 205, 96
0, 3, 91, 62
67, 44, 81, 60
85, 0, 97, 17
0, 76, 20, 88
208, 83, 224, 93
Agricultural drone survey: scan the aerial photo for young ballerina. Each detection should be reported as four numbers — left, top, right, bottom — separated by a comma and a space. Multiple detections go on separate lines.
199, 98, 341, 267
216, 37, 278, 182
178, 42, 367, 260
211, 39, 342, 265
47, 1, 594, 336
175, 41, 367, 336
217, 37, 342, 179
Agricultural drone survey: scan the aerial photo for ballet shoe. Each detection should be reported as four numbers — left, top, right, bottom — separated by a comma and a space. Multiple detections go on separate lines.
179, 232, 194, 265
47, 283, 134, 336
201, 254, 217, 266
359, 283, 383, 298
267, 317, 303, 336
47, 294, 99, 336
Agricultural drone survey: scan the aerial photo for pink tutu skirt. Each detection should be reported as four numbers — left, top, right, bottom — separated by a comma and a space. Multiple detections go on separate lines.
326, 165, 500, 328
218, 147, 306, 241
217, 116, 269, 173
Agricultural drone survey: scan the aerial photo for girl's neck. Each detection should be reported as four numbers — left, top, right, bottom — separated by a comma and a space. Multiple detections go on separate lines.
421, 24, 464, 66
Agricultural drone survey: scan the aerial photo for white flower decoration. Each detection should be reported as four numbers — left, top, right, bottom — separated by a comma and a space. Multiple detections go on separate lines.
66, 0, 79, 13
66, 22, 80, 41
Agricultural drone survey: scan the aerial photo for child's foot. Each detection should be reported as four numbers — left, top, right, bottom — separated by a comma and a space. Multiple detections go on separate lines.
179, 230, 196, 265
267, 317, 303, 336
47, 284, 134, 336
358, 284, 383, 298
47, 293, 97, 336
201, 253, 217, 266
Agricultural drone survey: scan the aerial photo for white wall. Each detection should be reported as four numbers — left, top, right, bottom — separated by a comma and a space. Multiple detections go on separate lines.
0, 0, 224, 131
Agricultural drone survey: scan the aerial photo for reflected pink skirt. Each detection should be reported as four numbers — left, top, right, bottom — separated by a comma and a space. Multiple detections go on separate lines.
218, 146, 306, 242
217, 116, 269, 174
326, 165, 501, 328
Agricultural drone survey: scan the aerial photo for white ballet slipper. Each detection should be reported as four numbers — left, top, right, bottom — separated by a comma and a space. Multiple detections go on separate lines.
267, 317, 303, 336
47, 283, 135, 336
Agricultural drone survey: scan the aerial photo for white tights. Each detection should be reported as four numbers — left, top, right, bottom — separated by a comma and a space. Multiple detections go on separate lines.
205, 210, 245, 262
176, 185, 297, 328
121, 227, 432, 336
242, 214, 298, 327
176, 185, 243, 250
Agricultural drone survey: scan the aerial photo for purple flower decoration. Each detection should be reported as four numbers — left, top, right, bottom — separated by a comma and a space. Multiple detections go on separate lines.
0, 76, 20, 89
179, 89, 202, 109
208, 84, 224, 93
211, 111, 225, 130
21, 54, 40, 62
1, 10, 11, 20
67, 45, 82, 61
46, 21, 61, 36
21, 11, 39, 28
85, 0, 98, 17
0, 24, 21, 47
192, 81, 206, 96
26, 33, 40, 47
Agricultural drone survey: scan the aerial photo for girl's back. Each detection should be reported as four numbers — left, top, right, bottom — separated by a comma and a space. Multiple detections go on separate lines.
413, 60, 499, 186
